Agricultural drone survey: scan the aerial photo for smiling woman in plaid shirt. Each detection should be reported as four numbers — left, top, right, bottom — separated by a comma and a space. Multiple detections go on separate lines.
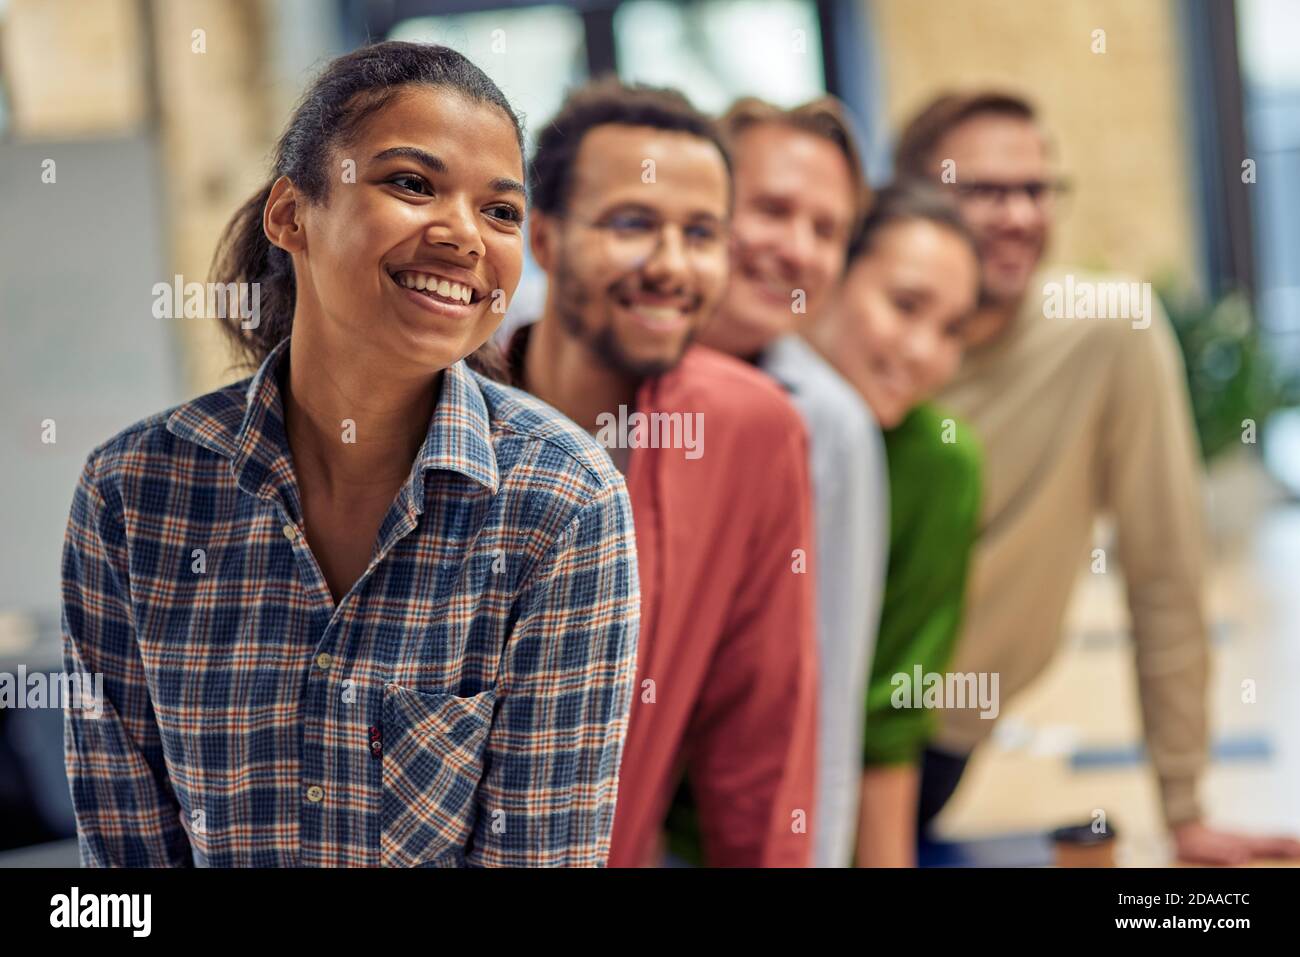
59, 42, 640, 868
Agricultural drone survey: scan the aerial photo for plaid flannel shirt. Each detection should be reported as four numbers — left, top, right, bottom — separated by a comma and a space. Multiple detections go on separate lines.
61, 338, 640, 867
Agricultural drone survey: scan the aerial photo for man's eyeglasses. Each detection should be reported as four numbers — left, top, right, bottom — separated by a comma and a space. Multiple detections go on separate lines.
562, 209, 728, 266
949, 179, 1072, 210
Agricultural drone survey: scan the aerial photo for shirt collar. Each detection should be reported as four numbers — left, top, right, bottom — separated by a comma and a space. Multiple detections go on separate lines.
166, 337, 499, 506
415, 353, 500, 496
756, 335, 805, 396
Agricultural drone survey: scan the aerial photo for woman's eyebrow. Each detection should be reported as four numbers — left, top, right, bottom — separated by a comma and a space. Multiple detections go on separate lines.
373, 146, 447, 173
372, 146, 525, 196
489, 176, 527, 197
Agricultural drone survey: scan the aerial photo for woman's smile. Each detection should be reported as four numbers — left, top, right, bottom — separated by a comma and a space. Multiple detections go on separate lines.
387, 264, 487, 321
390, 269, 477, 305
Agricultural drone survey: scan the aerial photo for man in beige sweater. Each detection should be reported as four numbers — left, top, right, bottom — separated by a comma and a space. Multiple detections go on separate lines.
894, 91, 1300, 865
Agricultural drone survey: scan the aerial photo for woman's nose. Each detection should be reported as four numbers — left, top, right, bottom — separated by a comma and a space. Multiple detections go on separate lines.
424, 198, 485, 259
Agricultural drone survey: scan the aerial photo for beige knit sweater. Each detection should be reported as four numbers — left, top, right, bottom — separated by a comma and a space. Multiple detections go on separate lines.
935, 268, 1211, 825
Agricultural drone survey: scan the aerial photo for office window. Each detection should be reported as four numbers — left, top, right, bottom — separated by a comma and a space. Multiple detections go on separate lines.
1237, 0, 1300, 490
1237, 0, 1300, 356
613, 0, 825, 114
388, 5, 589, 153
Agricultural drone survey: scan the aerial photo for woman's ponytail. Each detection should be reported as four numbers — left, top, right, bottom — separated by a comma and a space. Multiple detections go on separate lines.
209, 182, 295, 370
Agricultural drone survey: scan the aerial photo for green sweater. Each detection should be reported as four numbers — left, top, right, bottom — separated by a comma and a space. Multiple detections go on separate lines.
863, 403, 982, 766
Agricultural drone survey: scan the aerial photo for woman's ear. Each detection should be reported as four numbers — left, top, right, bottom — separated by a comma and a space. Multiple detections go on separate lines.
264, 175, 306, 254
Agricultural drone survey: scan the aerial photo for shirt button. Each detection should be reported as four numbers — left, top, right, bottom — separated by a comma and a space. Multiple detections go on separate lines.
305, 785, 324, 803
315, 653, 333, 671
282, 524, 298, 542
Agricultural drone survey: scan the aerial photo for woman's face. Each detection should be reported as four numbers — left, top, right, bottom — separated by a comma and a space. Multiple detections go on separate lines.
838, 219, 979, 428
291, 85, 525, 374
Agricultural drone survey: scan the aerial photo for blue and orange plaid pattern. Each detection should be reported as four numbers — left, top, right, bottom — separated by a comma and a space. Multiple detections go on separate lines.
61, 338, 640, 867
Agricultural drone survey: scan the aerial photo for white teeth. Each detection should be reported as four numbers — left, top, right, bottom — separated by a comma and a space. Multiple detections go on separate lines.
638, 305, 681, 320
395, 271, 475, 304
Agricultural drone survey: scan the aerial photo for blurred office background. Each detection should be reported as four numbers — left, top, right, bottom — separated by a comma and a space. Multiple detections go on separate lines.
1, 0, 1298, 865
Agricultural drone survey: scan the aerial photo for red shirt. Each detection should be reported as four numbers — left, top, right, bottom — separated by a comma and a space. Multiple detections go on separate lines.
608, 346, 818, 867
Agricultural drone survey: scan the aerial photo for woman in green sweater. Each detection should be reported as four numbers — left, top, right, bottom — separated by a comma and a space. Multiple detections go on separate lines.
807, 182, 983, 867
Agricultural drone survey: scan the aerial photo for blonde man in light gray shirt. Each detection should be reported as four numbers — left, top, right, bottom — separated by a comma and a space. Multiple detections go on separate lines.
700, 96, 888, 867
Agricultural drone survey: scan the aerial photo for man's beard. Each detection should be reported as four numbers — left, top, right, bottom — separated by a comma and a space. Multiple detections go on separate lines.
553, 250, 695, 379
976, 233, 1045, 310
978, 271, 1033, 312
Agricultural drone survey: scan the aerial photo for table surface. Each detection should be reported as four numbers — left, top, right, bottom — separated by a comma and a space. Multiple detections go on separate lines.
932, 504, 1300, 867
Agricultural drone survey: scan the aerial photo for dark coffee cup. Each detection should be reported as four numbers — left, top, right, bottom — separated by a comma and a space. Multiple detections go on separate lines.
1050, 821, 1118, 867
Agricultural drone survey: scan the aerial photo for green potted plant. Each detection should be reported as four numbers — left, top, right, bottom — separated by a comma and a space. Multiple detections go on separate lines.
1159, 283, 1298, 461
1158, 282, 1300, 548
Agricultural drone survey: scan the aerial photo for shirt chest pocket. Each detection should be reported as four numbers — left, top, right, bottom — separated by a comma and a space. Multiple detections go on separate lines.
380, 684, 496, 867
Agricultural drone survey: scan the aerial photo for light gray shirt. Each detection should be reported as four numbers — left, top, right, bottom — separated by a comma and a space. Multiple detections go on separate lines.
761, 334, 889, 868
